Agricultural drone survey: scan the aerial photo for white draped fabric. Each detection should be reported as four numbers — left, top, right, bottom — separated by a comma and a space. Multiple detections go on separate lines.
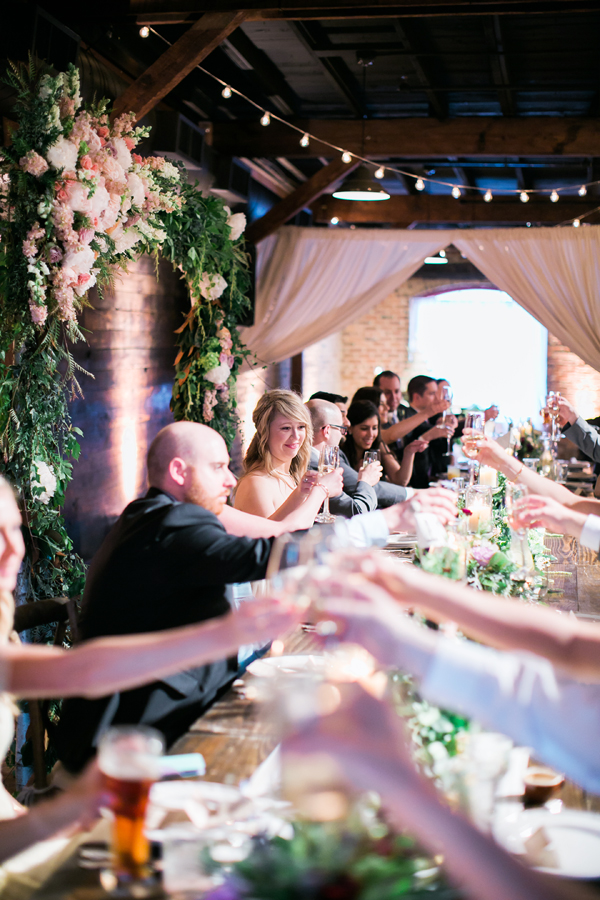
240, 227, 448, 363
241, 224, 600, 372
452, 228, 600, 374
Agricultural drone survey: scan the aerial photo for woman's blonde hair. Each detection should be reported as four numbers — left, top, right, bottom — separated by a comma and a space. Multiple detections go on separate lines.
243, 390, 313, 485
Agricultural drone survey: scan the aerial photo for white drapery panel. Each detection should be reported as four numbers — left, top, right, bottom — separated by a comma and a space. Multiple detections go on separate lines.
452, 228, 600, 373
240, 227, 448, 363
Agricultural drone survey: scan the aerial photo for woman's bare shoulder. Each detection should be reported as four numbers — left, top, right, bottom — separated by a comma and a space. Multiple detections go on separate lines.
234, 470, 278, 514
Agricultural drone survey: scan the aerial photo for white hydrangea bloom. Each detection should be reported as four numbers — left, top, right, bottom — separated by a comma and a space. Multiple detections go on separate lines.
46, 136, 78, 172
198, 272, 227, 301
205, 364, 231, 385
227, 212, 246, 241
31, 461, 57, 504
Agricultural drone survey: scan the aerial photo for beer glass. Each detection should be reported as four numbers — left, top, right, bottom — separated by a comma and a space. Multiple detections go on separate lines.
99, 725, 165, 895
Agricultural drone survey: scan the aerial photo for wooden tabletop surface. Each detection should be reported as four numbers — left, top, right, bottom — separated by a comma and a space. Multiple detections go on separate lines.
15, 535, 600, 898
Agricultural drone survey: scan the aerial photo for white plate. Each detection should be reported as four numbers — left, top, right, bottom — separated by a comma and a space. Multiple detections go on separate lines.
247, 655, 325, 677
385, 535, 417, 550
494, 808, 600, 878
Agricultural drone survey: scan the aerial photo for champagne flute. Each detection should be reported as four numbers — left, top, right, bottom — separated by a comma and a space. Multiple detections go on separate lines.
440, 385, 453, 455
547, 391, 561, 444
362, 449, 379, 468
462, 412, 485, 485
315, 445, 339, 525
505, 482, 531, 582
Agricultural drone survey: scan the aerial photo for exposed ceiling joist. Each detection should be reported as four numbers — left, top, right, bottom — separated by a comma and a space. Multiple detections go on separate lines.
212, 116, 600, 159
392, 20, 447, 119
133, 1, 600, 24
483, 14, 514, 116
111, 10, 247, 123
246, 157, 360, 243
311, 193, 595, 225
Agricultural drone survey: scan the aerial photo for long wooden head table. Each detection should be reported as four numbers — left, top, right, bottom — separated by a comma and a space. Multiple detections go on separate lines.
8, 534, 600, 899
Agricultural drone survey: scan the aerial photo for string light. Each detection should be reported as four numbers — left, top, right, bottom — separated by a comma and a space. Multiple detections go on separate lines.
439, 249, 446, 257
330, 217, 339, 225
147, 26, 600, 204
573, 218, 581, 227
550, 190, 559, 203
374, 166, 385, 179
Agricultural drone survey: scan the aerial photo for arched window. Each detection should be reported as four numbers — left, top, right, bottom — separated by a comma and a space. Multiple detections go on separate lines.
409, 286, 547, 422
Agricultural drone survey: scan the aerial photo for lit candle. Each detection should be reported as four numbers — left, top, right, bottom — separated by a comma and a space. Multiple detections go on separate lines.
468, 503, 492, 533
479, 465, 498, 488
447, 464, 460, 479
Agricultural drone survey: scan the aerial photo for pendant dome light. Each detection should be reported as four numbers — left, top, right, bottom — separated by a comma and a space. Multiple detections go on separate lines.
333, 165, 390, 201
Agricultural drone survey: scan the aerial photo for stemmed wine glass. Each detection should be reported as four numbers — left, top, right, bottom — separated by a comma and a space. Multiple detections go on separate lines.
440, 384, 453, 455
462, 412, 485, 484
505, 482, 531, 582
546, 391, 561, 444
314, 445, 339, 525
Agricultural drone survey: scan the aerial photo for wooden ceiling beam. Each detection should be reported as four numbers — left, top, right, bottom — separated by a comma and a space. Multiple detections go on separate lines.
311, 193, 596, 225
132, 1, 600, 24
212, 116, 600, 158
245, 157, 360, 243
111, 10, 247, 123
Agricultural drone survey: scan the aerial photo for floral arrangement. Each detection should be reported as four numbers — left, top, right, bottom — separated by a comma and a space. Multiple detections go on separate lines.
0, 59, 181, 608
204, 818, 456, 900
161, 185, 252, 449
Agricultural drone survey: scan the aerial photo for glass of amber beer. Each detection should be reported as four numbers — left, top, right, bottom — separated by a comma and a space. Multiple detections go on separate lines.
99, 725, 164, 896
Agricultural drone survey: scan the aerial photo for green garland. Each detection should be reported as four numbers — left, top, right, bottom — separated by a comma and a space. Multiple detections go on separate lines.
160, 184, 252, 450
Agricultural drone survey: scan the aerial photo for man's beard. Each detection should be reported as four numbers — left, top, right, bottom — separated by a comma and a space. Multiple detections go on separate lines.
183, 468, 227, 515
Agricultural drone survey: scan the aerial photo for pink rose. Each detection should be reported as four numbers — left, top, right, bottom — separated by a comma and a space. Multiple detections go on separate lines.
132, 153, 142, 165
124, 137, 135, 151
78, 228, 95, 245
80, 155, 93, 170
97, 126, 109, 138
49, 246, 63, 263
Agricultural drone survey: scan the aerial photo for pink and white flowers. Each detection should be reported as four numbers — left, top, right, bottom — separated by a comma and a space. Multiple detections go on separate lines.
16, 68, 182, 326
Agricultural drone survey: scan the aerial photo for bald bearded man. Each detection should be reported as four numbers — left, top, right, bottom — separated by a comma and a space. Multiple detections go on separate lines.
55, 423, 280, 773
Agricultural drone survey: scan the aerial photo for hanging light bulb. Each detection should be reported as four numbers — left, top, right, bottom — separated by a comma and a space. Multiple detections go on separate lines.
573, 218, 581, 227
221, 85, 232, 99
439, 249, 446, 258
578, 185, 587, 197
484, 189, 493, 203
550, 190, 559, 203
415, 178, 425, 191
374, 166, 385, 179
452, 186, 461, 199
260, 111, 271, 126
520, 191, 529, 203
299, 132, 310, 147
341, 151, 353, 163
139, 26, 150, 37
330, 217, 339, 225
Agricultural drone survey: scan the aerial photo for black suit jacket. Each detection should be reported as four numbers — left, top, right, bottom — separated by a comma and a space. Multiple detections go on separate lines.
56, 489, 273, 772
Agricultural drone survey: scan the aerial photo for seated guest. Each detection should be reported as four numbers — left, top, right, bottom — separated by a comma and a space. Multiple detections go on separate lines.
0, 474, 297, 828
56, 420, 438, 774
374, 371, 450, 447
306, 399, 379, 517
351, 386, 389, 422
309, 391, 349, 426
400, 376, 457, 488
235, 390, 342, 520
558, 395, 600, 463
344, 400, 428, 487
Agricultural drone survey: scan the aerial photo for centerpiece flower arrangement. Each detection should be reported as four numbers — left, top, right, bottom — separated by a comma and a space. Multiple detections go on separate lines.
204, 817, 457, 900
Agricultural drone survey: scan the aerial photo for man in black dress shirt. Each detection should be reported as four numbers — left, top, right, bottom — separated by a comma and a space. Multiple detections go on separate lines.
401, 376, 457, 489
55, 422, 277, 773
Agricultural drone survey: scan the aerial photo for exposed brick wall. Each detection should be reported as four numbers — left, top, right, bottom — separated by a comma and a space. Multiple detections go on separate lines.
64, 256, 188, 559
547, 333, 600, 419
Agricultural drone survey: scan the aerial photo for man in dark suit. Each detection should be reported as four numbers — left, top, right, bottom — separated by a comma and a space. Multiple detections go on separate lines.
401, 376, 457, 489
55, 422, 278, 773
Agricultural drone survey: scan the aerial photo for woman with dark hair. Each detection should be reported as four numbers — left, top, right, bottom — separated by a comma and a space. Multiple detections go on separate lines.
344, 400, 428, 487
351, 387, 389, 422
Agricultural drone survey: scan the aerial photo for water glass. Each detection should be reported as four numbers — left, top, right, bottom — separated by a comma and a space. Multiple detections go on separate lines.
465, 485, 493, 535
